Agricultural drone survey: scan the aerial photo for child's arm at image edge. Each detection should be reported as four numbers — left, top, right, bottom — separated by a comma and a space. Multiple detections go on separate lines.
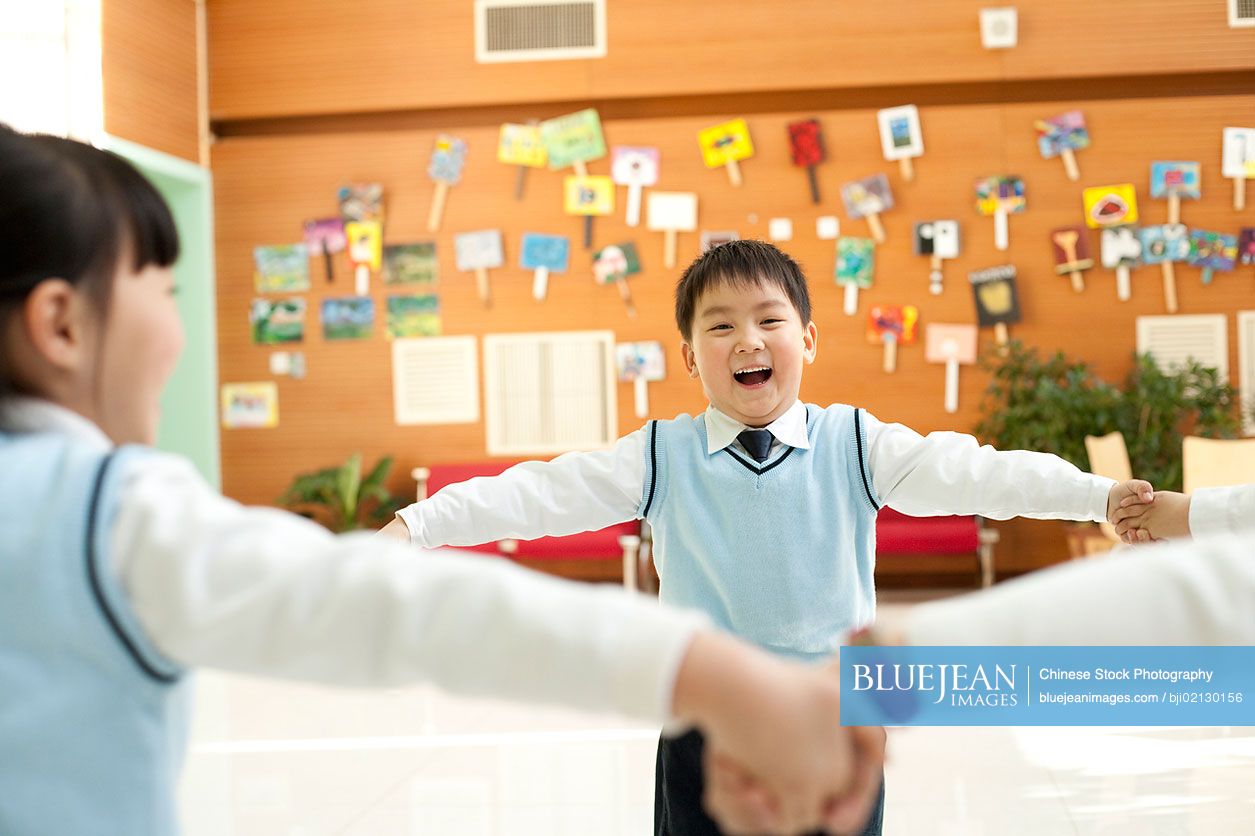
397, 431, 646, 548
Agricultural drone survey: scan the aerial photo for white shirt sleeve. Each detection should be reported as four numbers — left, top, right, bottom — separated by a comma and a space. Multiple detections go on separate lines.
1189, 484, 1255, 536
397, 430, 646, 548
864, 412, 1114, 522
110, 452, 704, 723
904, 532, 1255, 645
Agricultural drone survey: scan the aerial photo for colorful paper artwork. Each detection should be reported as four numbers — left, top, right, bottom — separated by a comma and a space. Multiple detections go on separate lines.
593, 242, 642, 284
611, 146, 660, 226
454, 230, 504, 272
221, 382, 279, 429
698, 118, 755, 169
1101, 226, 1143, 271
975, 176, 1026, 216
969, 265, 1022, 329
540, 108, 606, 171
611, 146, 660, 186
1150, 162, 1202, 199
250, 298, 306, 345
1187, 230, 1238, 284
835, 237, 875, 288
428, 134, 468, 185
1222, 128, 1255, 177
1082, 183, 1139, 228
925, 323, 979, 414
913, 221, 960, 260
700, 230, 740, 252
616, 341, 666, 383
1139, 224, 1190, 264
521, 233, 570, 273
868, 305, 919, 345
1051, 225, 1093, 292
840, 174, 894, 219
563, 175, 615, 215
320, 297, 375, 341
386, 295, 441, 339
876, 105, 924, 160
337, 183, 384, 223
382, 242, 439, 286
1035, 110, 1089, 158
1239, 228, 1255, 266
345, 221, 383, 271
253, 244, 311, 294
788, 118, 826, 202
302, 218, 346, 264
497, 123, 547, 168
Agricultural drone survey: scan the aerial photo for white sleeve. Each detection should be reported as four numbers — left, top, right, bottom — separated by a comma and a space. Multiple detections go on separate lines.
1189, 484, 1255, 536
903, 532, 1255, 645
396, 430, 646, 548
110, 452, 704, 723
864, 413, 1113, 522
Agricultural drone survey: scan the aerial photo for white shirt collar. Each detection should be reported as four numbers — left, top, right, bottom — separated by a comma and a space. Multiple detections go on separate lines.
0, 396, 113, 451
703, 400, 811, 455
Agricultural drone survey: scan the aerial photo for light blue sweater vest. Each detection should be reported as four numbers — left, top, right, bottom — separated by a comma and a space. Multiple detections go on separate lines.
0, 432, 191, 835
638, 404, 879, 661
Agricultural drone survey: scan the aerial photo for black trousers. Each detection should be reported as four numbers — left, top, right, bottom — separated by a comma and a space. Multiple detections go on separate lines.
655, 729, 885, 836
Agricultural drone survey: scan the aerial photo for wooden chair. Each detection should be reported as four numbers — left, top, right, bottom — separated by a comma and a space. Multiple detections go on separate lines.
1084, 432, 1132, 547
1182, 437, 1255, 493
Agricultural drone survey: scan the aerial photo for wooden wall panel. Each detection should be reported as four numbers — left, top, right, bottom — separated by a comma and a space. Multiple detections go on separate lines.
212, 93, 1255, 571
207, 0, 1255, 121
103, 0, 200, 162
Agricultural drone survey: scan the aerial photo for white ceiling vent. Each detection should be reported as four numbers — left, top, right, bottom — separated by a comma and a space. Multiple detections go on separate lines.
1136, 314, 1229, 380
474, 0, 606, 63
1230, 0, 1255, 27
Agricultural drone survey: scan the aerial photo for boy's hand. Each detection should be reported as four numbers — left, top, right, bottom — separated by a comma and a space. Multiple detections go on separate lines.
672, 632, 885, 834
1106, 480, 1154, 526
1112, 490, 1192, 543
706, 726, 886, 835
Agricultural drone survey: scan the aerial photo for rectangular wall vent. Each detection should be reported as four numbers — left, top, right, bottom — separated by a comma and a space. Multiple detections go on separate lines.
1230, 0, 1255, 27
483, 330, 616, 456
1136, 314, 1229, 379
474, 0, 606, 63
1238, 311, 1255, 435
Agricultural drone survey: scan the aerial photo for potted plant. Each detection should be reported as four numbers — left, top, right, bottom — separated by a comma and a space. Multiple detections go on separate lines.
278, 452, 406, 533
975, 342, 1239, 557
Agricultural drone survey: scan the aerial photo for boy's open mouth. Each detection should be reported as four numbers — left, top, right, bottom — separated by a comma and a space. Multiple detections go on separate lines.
733, 366, 773, 387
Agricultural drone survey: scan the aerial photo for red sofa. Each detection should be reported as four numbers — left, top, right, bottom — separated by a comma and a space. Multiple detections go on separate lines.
413, 463, 999, 589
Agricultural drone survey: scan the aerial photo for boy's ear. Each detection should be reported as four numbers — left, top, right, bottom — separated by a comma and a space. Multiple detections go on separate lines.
803, 321, 818, 365
21, 279, 95, 374
680, 341, 701, 379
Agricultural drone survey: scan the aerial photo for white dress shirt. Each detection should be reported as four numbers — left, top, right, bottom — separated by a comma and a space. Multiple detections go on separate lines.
0, 398, 704, 722
904, 531, 1255, 645
1190, 484, 1255, 536
398, 401, 1115, 548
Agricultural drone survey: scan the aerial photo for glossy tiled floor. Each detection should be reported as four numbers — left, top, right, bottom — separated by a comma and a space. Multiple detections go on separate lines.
179, 596, 1255, 836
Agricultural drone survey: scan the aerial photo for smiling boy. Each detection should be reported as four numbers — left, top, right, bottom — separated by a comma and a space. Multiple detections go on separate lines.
385, 240, 1150, 835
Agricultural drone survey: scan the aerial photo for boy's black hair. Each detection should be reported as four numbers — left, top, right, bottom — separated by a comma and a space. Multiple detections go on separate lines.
674, 239, 812, 341
0, 125, 179, 397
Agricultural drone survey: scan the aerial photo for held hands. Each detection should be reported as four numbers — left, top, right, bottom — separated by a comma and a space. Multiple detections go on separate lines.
673, 632, 885, 834
1111, 490, 1192, 544
1105, 480, 1154, 539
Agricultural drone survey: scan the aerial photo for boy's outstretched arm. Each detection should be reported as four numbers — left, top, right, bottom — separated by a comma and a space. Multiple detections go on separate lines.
1114, 482, 1255, 542
394, 431, 646, 547
864, 413, 1149, 523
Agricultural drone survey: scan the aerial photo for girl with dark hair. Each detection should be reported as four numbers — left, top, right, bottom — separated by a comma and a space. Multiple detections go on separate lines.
0, 126, 884, 836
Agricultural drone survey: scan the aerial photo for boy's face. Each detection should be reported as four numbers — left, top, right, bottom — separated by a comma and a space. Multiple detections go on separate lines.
681, 278, 816, 428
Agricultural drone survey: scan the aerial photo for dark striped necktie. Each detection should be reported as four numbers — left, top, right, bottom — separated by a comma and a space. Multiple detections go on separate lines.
736, 429, 773, 463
